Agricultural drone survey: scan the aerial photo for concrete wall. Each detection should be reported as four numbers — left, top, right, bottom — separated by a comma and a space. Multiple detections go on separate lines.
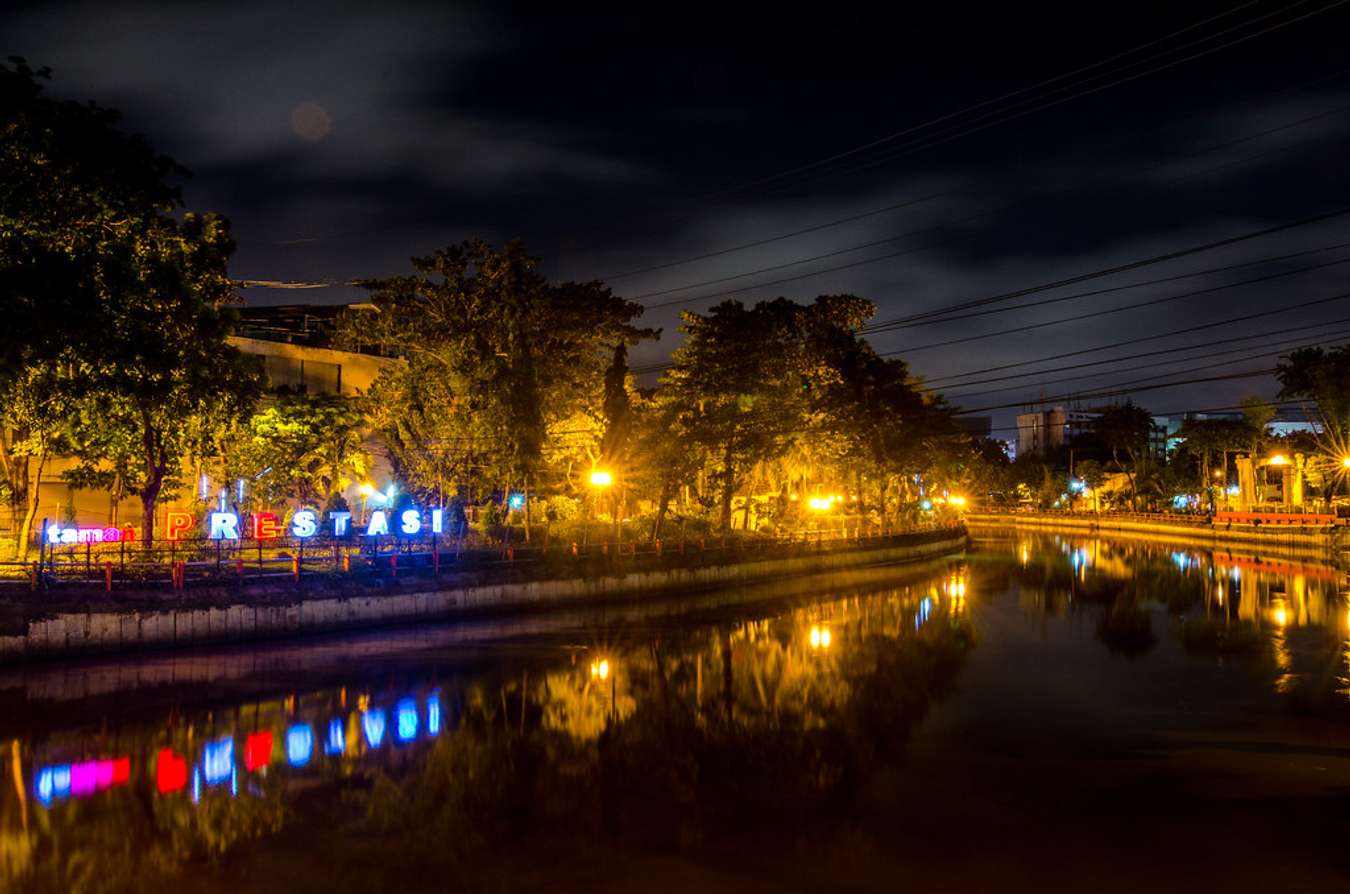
0, 531, 966, 662
966, 512, 1340, 558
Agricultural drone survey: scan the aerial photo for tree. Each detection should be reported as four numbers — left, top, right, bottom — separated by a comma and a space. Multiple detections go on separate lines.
1088, 402, 1155, 510
1276, 347, 1350, 462
660, 296, 873, 533
0, 59, 186, 384
1, 60, 261, 550
341, 240, 654, 505
223, 394, 370, 509
2, 367, 72, 560
1174, 418, 1251, 512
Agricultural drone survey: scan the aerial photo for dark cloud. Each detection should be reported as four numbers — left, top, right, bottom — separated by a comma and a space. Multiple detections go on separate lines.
10, 0, 1350, 433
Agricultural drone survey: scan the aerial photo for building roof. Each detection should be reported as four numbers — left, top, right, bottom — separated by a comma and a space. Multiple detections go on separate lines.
234, 303, 385, 354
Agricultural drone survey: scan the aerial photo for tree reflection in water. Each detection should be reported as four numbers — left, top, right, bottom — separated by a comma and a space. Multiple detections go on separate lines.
362, 586, 975, 876
1, 574, 975, 892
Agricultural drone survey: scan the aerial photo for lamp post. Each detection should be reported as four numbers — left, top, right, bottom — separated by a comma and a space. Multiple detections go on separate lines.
589, 470, 614, 542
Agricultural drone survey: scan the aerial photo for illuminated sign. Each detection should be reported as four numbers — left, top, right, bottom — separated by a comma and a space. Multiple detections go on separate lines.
286, 725, 313, 767
209, 511, 240, 540
164, 511, 195, 541
427, 695, 441, 737
251, 512, 282, 540
45, 525, 135, 545
37, 757, 130, 806
362, 709, 387, 748
325, 718, 346, 755
244, 731, 273, 772
291, 509, 318, 538
203, 738, 234, 785
365, 510, 389, 537
395, 698, 418, 742
156, 748, 188, 794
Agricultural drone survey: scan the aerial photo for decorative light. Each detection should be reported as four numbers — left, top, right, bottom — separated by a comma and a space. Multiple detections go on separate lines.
589, 470, 613, 487
590, 658, 610, 680
286, 725, 313, 767
395, 698, 419, 742
363, 708, 387, 748
807, 496, 832, 511
1268, 454, 1290, 466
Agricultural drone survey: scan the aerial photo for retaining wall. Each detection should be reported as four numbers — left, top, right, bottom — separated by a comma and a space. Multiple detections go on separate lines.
0, 530, 966, 662
966, 512, 1340, 558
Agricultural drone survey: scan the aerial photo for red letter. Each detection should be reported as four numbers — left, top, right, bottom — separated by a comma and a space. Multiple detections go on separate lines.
164, 512, 194, 542
252, 512, 281, 540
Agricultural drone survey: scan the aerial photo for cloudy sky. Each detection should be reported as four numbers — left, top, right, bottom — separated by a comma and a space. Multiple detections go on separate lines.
11, 0, 1350, 434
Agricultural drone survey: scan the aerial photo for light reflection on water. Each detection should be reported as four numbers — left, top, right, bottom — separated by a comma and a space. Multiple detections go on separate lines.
3, 536, 1349, 891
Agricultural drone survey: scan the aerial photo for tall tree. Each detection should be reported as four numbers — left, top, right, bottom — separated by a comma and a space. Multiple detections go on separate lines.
1, 60, 261, 549
1088, 402, 1155, 510
342, 240, 654, 503
661, 296, 875, 533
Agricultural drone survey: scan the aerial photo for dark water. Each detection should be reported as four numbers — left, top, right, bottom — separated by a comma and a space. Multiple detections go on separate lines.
3, 531, 1350, 893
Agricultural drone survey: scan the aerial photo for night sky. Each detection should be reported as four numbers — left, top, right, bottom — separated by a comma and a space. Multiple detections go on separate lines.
12, 1, 1350, 435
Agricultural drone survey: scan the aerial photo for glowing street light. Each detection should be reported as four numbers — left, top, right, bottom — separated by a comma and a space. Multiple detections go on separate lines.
589, 658, 610, 680
807, 496, 832, 511
947, 495, 967, 507
589, 470, 613, 487
1341, 456, 1350, 469
808, 625, 831, 650
1267, 454, 1290, 466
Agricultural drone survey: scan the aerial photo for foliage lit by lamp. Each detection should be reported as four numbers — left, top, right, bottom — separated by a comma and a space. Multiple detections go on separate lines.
589, 470, 613, 487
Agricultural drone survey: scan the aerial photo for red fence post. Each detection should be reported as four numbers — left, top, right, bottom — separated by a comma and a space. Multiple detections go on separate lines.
342, 554, 351, 573
292, 556, 300, 582
104, 561, 113, 592
389, 553, 397, 578
571, 542, 579, 557
506, 545, 514, 562
654, 539, 662, 556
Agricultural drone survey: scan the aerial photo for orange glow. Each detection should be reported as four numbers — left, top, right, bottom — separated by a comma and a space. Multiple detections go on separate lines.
251, 512, 282, 540
589, 470, 613, 487
163, 511, 194, 541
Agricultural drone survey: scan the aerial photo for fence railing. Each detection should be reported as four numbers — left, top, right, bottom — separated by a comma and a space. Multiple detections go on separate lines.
0, 522, 963, 594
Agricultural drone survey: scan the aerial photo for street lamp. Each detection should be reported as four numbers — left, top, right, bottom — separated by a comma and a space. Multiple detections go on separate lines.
589, 470, 613, 487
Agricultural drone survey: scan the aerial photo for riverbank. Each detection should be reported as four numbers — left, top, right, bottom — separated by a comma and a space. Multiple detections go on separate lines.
966, 511, 1342, 559
0, 527, 966, 662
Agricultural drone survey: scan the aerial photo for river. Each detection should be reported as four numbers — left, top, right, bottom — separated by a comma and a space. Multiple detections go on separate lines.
3, 530, 1349, 892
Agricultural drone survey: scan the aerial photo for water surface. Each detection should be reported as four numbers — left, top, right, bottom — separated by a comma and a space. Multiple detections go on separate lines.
3, 533, 1349, 892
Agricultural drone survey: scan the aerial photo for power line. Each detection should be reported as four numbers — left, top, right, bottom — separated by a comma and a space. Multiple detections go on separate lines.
944, 327, 1350, 400
693, 1, 1271, 201
916, 314, 1350, 392
756, 0, 1346, 196
877, 254, 1350, 354
953, 367, 1280, 415
862, 240, 1350, 334
629, 209, 1350, 375
915, 288, 1350, 384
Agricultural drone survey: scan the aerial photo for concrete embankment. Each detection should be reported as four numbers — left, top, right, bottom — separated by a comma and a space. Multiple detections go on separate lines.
0, 529, 966, 662
966, 512, 1341, 559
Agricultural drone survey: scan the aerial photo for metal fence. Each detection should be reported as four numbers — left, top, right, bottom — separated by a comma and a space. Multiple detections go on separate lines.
1, 522, 962, 594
